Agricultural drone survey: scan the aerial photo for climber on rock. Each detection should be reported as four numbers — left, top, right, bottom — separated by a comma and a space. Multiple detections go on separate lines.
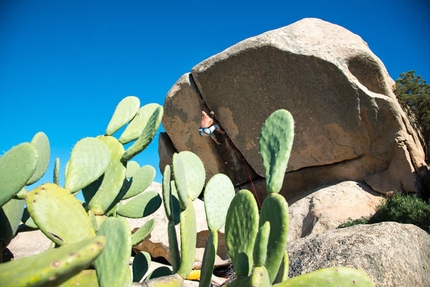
199, 110, 225, 145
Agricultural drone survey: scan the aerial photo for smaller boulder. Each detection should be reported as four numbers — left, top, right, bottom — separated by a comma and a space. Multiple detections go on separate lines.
287, 181, 383, 242
287, 222, 430, 287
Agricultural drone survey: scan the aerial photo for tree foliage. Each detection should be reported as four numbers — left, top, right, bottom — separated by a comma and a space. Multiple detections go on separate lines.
394, 71, 430, 162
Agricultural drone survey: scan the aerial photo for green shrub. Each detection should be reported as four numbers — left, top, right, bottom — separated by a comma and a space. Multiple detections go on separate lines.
339, 194, 430, 233
369, 194, 430, 233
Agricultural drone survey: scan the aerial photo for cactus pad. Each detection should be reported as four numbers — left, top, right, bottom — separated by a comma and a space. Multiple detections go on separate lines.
121, 104, 163, 162
95, 217, 132, 287
225, 189, 259, 277
106, 95, 140, 136
251, 266, 271, 287
199, 230, 218, 287
204, 173, 235, 231
259, 109, 294, 193
131, 218, 156, 246
28, 131, 50, 185
0, 235, 105, 287
125, 160, 140, 178
86, 136, 126, 214
26, 183, 96, 245
65, 137, 110, 193
253, 221, 270, 267
259, 193, 289, 283
119, 103, 162, 144
132, 251, 151, 282
172, 151, 205, 209
275, 266, 374, 287
53, 157, 60, 185
117, 190, 161, 218
122, 165, 156, 200
0, 143, 38, 206
177, 198, 197, 279
0, 198, 25, 247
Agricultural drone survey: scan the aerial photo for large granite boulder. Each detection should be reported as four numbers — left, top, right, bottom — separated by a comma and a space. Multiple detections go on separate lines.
287, 222, 430, 287
160, 18, 427, 200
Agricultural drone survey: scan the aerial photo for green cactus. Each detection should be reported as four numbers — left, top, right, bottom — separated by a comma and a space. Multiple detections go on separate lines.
253, 221, 270, 267
133, 251, 152, 282
225, 189, 260, 277
144, 273, 184, 287
126, 160, 141, 178
274, 251, 289, 283
86, 135, 126, 215
28, 131, 50, 185
121, 104, 163, 162
199, 230, 218, 287
0, 198, 25, 257
26, 183, 96, 245
131, 218, 156, 246
0, 235, 105, 287
0, 96, 166, 286
122, 165, 156, 200
259, 109, 294, 193
259, 193, 289, 283
203, 173, 235, 231
64, 137, 111, 194
54, 157, 60, 185
106, 95, 141, 136
272, 266, 374, 287
177, 197, 197, 279
119, 103, 162, 144
117, 190, 162, 218
0, 142, 38, 206
60, 269, 98, 287
94, 217, 132, 287
251, 266, 271, 287
199, 173, 235, 287
172, 151, 206, 209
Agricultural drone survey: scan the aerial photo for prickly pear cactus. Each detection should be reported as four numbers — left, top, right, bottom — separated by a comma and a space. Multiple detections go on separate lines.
273, 267, 374, 287
64, 137, 111, 194
26, 183, 96, 245
199, 173, 235, 287
172, 151, 205, 209
28, 131, 50, 185
86, 135, 126, 214
94, 217, 132, 287
0, 198, 25, 250
106, 95, 140, 136
0, 235, 105, 287
259, 109, 294, 193
225, 189, 259, 277
0, 143, 38, 206
259, 193, 289, 283
121, 104, 163, 162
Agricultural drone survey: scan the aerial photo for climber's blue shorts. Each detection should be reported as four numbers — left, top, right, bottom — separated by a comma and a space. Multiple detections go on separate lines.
199, 124, 220, 138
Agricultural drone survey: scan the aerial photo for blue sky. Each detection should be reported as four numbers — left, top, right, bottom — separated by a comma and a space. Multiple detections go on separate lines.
1, 0, 429, 186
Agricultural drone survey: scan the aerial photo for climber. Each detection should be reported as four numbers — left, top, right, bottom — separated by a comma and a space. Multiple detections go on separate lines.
199, 110, 225, 145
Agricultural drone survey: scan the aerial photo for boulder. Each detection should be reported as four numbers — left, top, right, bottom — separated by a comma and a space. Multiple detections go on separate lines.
287, 222, 430, 287
287, 181, 383, 242
7, 229, 52, 260
160, 18, 427, 199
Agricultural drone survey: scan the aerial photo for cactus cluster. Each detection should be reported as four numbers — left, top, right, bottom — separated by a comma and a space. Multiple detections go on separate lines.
0, 96, 164, 286
0, 101, 374, 287
222, 109, 374, 286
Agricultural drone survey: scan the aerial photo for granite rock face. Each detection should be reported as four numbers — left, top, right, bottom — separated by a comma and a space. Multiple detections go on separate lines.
287, 222, 430, 287
287, 181, 384, 242
160, 18, 427, 200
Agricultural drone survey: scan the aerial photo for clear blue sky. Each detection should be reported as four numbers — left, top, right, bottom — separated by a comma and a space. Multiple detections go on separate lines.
1, 0, 429, 186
